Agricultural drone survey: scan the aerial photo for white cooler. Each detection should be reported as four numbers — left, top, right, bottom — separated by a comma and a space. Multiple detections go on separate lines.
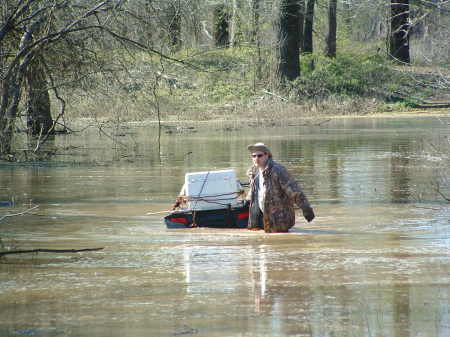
184, 169, 242, 211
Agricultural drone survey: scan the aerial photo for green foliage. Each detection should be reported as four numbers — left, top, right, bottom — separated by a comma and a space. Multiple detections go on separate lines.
170, 48, 256, 106
186, 48, 253, 71
204, 79, 253, 103
291, 53, 395, 101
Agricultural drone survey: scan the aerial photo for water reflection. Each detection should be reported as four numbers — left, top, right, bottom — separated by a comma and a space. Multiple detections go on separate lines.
1, 116, 450, 337
170, 233, 450, 337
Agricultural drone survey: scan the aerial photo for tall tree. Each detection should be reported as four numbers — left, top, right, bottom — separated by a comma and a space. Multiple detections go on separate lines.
25, 57, 52, 136
252, 0, 262, 81
342, 0, 353, 34
167, 2, 182, 51
213, 4, 230, 47
298, 0, 306, 52
325, 0, 337, 58
0, 0, 191, 156
303, 0, 316, 54
389, 0, 411, 64
277, 0, 301, 82
230, 0, 242, 47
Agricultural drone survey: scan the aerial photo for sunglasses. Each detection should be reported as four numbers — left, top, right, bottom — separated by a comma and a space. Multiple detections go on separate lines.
251, 153, 266, 158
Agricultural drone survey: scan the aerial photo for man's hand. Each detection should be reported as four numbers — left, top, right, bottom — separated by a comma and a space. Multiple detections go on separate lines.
303, 207, 315, 222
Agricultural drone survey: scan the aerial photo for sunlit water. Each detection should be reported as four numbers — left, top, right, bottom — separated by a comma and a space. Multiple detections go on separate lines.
1, 116, 449, 337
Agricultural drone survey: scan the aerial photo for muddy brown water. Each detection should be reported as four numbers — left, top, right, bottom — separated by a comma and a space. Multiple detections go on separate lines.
1, 116, 449, 337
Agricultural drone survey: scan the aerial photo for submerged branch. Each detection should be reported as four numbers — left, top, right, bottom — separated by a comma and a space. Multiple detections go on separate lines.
0, 205, 39, 222
437, 189, 450, 202
0, 247, 104, 257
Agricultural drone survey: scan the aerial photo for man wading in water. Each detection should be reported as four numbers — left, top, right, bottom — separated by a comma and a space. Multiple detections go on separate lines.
247, 143, 315, 232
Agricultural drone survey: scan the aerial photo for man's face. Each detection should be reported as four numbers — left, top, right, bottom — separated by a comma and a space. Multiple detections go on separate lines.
251, 151, 268, 168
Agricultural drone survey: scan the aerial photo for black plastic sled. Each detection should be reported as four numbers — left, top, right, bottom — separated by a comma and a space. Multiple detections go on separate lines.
164, 205, 249, 229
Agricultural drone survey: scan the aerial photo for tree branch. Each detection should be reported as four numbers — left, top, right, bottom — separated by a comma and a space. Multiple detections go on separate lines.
0, 0, 32, 42
437, 188, 450, 202
0, 205, 39, 222
91, 25, 210, 71
0, 247, 104, 257
33, 57, 67, 152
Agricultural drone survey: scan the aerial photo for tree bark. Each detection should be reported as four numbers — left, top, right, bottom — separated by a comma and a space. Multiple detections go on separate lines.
389, 0, 411, 64
252, 0, 262, 81
0, 60, 28, 155
213, 4, 230, 47
167, 3, 181, 51
230, 0, 242, 47
251, 0, 260, 43
298, 0, 306, 52
342, 0, 353, 34
277, 0, 301, 82
25, 58, 53, 136
303, 0, 315, 54
325, 0, 337, 58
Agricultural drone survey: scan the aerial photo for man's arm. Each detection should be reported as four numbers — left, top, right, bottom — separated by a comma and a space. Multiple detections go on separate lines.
276, 165, 315, 222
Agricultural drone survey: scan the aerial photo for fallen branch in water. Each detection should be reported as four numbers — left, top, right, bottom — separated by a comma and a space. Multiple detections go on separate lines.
0, 247, 104, 257
414, 206, 442, 211
290, 119, 332, 127
0, 205, 39, 222
146, 209, 173, 215
437, 189, 450, 202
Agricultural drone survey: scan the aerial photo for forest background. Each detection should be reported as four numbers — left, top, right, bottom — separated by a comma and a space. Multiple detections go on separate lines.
0, 0, 449, 158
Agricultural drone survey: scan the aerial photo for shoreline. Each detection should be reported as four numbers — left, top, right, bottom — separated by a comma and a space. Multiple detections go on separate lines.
66, 109, 450, 127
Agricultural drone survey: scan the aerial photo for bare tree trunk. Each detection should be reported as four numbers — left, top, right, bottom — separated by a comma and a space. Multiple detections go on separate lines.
389, 0, 410, 64
277, 0, 301, 83
303, 0, 315, 54
298, 0, 306, 52
168, 3, 181, 51
0, 2, 49, 155
230, 0, 242, 47
252, 0, 262, 82
251, 0, 260, 43
0, 103, 16, 155
213, 4, 230, 47
25, 58, 52, 136
342, 0, 353, 35
325, 0, 337, 58
0, 54, 31, 155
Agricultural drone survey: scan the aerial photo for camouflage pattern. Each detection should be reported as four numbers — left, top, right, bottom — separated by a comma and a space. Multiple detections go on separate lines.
247, 159, 311, 233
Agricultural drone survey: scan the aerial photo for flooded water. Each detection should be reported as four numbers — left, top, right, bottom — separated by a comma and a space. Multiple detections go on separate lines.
1, 116, 449, 337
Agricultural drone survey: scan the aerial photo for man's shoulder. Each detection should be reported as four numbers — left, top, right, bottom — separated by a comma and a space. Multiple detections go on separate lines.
269, 161, 294, 181
270, 160, 288, 173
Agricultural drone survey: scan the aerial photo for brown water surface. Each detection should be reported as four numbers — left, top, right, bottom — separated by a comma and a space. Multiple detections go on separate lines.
1, 117, 449, 337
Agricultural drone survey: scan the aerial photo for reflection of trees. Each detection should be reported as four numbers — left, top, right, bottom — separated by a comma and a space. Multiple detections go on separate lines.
175, 233, 450, 336
327, 143, 340, 202
276, 138, 317, 197
434, 118, 450, 202
390, 141, 411, 202
393, 274, 411, 337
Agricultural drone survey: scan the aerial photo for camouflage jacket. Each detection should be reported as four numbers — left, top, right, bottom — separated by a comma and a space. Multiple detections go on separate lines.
247, 159, 311, 233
